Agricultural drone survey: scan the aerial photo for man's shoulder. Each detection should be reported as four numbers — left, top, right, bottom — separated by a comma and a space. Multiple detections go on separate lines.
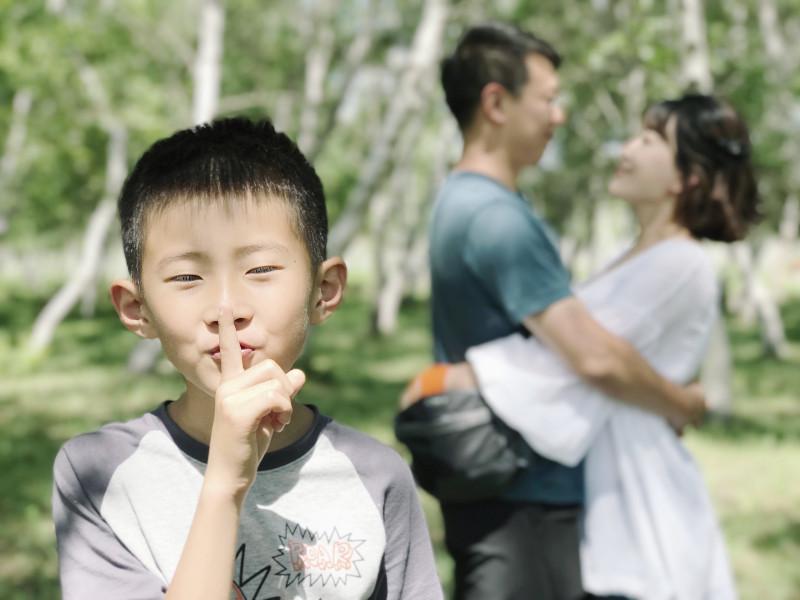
435, 172, 526, 213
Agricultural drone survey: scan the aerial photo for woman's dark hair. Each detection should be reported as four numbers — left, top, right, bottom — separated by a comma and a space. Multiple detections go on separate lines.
644, 94, 760, 242
441, 23, 561, 131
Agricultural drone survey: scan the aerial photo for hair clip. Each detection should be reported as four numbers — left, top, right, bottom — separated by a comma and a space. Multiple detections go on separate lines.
716, 137, 750, 159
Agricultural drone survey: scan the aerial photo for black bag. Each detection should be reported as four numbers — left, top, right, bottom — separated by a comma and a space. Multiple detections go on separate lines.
394, 390, 537, 503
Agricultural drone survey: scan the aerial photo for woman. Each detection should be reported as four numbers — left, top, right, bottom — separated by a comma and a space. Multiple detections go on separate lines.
402, 94, 759, 599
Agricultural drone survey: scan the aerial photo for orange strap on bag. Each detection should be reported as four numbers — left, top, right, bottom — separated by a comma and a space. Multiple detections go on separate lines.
417, 363, 449, 398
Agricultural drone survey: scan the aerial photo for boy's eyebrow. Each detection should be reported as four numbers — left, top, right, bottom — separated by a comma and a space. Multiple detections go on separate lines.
157, 251, 207, 270
235, 243, 289, 257
157, 244, 290, 270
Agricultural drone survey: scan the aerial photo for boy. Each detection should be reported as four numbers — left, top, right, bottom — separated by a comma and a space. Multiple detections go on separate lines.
52, 118, 442, 600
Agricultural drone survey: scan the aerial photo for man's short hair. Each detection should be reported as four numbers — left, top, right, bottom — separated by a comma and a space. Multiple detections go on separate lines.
441, 23, 561, 130
118, 117, 328, 286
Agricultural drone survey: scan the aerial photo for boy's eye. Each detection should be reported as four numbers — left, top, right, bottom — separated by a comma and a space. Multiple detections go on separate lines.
247, 266, 278, 275
169, 274, 201, 282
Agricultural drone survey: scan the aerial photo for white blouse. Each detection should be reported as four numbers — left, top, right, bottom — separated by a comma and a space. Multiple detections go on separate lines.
466, 238, 736, 600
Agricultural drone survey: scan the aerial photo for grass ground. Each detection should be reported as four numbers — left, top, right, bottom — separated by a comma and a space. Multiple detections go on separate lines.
1, 285, 799, 599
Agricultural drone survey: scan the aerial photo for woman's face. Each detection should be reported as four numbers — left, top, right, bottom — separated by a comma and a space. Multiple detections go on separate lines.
608, 116, 682, 205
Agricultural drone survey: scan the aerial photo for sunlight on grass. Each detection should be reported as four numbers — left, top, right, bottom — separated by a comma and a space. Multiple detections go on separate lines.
1, 293, 799, 598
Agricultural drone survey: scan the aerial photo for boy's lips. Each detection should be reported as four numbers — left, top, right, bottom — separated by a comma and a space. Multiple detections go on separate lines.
209, 343, 255, 361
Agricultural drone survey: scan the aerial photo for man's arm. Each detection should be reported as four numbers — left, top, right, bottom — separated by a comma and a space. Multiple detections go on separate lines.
523, 295, 705, 427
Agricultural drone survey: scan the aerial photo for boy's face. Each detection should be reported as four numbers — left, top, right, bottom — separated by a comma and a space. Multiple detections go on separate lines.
112, 197, 344, 399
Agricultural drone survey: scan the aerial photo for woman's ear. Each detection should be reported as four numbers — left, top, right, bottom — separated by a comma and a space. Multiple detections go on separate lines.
670, 172, 700, 197
310, 258, 347, 325
109, 279, 157, 339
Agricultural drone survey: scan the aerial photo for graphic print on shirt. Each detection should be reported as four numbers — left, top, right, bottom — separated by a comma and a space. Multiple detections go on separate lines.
272, 522, 366, 588
231, 522, 366, 599
232, 543, 273, 599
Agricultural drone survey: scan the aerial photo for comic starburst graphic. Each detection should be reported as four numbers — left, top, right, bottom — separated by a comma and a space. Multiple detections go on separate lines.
272, 522, 365, 589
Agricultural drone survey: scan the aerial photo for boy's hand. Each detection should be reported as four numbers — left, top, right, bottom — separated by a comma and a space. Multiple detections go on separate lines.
204, 307, 305, 502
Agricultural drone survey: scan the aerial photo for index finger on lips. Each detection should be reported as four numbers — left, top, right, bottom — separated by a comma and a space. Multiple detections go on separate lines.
218, 306, 244, 381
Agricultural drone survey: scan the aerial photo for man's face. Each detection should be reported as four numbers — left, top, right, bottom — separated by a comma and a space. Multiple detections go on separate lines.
503, 53, 566, 167
136, 198, 316, 399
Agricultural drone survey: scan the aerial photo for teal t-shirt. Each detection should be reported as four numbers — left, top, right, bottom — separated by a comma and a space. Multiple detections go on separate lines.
429, 171, 584, 505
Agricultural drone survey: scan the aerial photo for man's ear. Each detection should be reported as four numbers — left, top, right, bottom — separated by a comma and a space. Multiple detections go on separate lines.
109, 279, 157, 339
310, 258, 347, 325
479, 82, 508, 126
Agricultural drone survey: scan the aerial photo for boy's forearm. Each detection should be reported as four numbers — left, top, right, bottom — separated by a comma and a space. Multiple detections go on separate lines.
164, 483, 242, 600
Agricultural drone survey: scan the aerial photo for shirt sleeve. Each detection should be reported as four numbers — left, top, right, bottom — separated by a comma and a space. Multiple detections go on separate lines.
463, 202, 572, 323
53, 445, 167, 600
382, 455, 444, 600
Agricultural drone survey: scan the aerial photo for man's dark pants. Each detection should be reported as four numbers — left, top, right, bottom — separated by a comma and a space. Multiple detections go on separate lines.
442, 499, 584, 600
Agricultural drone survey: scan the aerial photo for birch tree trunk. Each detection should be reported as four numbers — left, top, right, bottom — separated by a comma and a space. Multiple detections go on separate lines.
28, 126, 127, 353
192, 0, 225, 125
0, 88, 33, 236
327, 0, 448, 256
303, 4, 376, 163
680, 0, 712, 92
296, 0, 336, 156
371, 117, 455, 335
27, 60, 128, 352
370, 114, 425, 335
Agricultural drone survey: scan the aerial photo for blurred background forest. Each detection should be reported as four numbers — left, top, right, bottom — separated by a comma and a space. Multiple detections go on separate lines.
1, 0, 799, 598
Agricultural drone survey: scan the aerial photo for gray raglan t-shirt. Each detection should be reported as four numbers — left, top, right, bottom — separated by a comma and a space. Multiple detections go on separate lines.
52, 403, 442, 600
429, 171, 583, 505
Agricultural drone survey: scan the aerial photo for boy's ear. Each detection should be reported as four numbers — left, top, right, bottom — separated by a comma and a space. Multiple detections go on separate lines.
109, 279, 157, 339
310, 258, 347, 325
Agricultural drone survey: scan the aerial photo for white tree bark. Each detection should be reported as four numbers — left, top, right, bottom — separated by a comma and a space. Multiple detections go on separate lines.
779, 196, 799, 242
730, 242, 788, 358
327, 0, 448, 256
296, 0, 337, 156
304, 3, 377, 162
29, 126, 127, 353
680, 0, 712, 92
0, 88, 33, 235
46, 0, 67, 14
372, 117, 454, 335
192, 0, 225, 125
370, 115, 425, 334
27, 59, 129, 352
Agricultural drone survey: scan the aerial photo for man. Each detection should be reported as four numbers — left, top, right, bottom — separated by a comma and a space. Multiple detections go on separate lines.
428, 23, 705, 599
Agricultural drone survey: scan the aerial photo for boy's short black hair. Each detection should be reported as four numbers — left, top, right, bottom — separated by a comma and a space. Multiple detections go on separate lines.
118, 117, 327, 286
441, 22, 561, 130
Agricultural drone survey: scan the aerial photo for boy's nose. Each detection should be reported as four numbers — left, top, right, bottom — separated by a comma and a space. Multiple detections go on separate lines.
202, 285, 255, 329
204, 302, 254, 330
